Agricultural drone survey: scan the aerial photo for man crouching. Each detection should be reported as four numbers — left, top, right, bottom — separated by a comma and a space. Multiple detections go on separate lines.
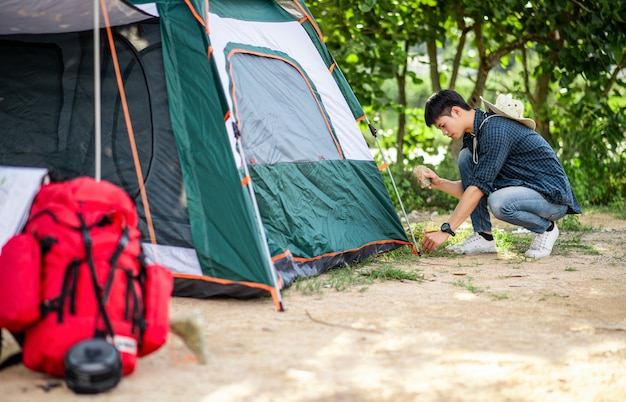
420, 90, 581, 258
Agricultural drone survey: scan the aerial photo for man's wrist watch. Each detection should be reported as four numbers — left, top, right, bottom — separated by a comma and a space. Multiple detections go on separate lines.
440, 222, 456, 236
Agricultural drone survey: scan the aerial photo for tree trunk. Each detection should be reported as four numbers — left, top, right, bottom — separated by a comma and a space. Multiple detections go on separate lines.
427, 40, 441, 93
532, 70, 553, 144
396, 71, 406, 165
468, 60, 490, 108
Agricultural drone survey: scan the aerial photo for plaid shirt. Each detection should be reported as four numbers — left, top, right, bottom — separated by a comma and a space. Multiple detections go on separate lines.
463, 109, 581, 214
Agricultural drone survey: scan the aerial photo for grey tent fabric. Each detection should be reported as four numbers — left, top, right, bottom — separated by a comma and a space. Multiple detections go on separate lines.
230, 51, 341, 164
0, 20, 192, 248
0, 0, 155, 35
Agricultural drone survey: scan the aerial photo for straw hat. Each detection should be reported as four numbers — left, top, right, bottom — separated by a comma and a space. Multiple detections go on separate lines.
480, 94, 536, 130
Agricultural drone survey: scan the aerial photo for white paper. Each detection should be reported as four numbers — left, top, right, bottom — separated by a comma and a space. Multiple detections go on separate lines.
0, 166, 49, 251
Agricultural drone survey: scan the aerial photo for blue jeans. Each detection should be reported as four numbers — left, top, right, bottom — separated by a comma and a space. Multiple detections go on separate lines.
458, 148, 568, 234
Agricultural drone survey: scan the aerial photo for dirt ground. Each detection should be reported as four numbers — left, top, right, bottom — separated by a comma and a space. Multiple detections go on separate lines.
1, 211, 625, 402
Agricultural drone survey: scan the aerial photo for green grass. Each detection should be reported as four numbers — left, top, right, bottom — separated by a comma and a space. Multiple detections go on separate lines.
490, 228, 599, 257
291, 248, 423, 295
375, 244, 420, 263
292, 264, 373, 295
292, 208, 617, 296
555, 234, 600, 256
560, 214, 594, 232
538, 292, 569, 302
410, 223, 599, 259
489, 292, 509, 300
358, 263, 423, 281
451, 277, 484, 294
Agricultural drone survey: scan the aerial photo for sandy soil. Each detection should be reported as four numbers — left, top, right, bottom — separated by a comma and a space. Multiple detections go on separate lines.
1, 212, 625, 402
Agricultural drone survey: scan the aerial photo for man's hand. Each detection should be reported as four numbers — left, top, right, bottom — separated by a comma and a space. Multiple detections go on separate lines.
421, 230, 450, 253
421, 167, 441, 189
413, 166, 441, 189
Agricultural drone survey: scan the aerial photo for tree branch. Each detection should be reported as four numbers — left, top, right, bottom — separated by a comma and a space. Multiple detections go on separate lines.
521, 46, 535, 104
569, 0, 592, 13
450, 25, 470, 89
602, 53, 626, 98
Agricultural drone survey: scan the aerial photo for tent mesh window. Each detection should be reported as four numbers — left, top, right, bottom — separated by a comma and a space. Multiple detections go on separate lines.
230, 52, 341, 164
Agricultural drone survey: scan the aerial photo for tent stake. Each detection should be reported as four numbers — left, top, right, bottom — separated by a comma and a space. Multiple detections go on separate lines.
367, 120, 420, 256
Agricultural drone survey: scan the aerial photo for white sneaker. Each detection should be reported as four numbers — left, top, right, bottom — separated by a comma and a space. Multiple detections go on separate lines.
525, 223, 559, 258
445, 232, 497, 255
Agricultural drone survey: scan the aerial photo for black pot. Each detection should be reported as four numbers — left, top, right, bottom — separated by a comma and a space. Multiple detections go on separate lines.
64, 338, 122, 394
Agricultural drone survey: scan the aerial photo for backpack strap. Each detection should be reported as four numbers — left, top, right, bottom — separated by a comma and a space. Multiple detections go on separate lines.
81, 213, 143, 341
28, 209, 59, 225
472, 114, 499, 164
77, 213, 116, 340
40, 259, 80, 322
135, 258, 149, 349
101, 224, 142, 330
102, 226, 130, 301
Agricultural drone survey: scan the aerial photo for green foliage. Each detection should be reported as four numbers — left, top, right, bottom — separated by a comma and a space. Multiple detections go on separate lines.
492, 230, 531, 255
307, 0, 626, 209
558, 102, 626, 206
610, 199, 626, 220
381, 161, 458, 213
560, 215, 593, 232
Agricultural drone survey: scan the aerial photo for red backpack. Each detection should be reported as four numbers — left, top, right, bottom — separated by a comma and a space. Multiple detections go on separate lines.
0, 176, 172, 378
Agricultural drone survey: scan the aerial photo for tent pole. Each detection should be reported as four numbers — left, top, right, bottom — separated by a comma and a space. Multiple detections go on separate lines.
93, 0, 102, 181
367, 120, 420, 256
232, 123, 285, 311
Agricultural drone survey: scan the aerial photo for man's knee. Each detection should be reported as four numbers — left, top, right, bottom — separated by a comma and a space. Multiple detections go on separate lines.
488, 192, 512, 220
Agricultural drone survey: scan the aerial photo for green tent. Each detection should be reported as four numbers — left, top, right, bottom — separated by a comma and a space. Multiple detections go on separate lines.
0, 0, 412, 310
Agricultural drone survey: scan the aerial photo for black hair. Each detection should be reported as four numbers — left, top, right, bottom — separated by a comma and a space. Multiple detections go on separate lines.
424, 90, 472, 127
